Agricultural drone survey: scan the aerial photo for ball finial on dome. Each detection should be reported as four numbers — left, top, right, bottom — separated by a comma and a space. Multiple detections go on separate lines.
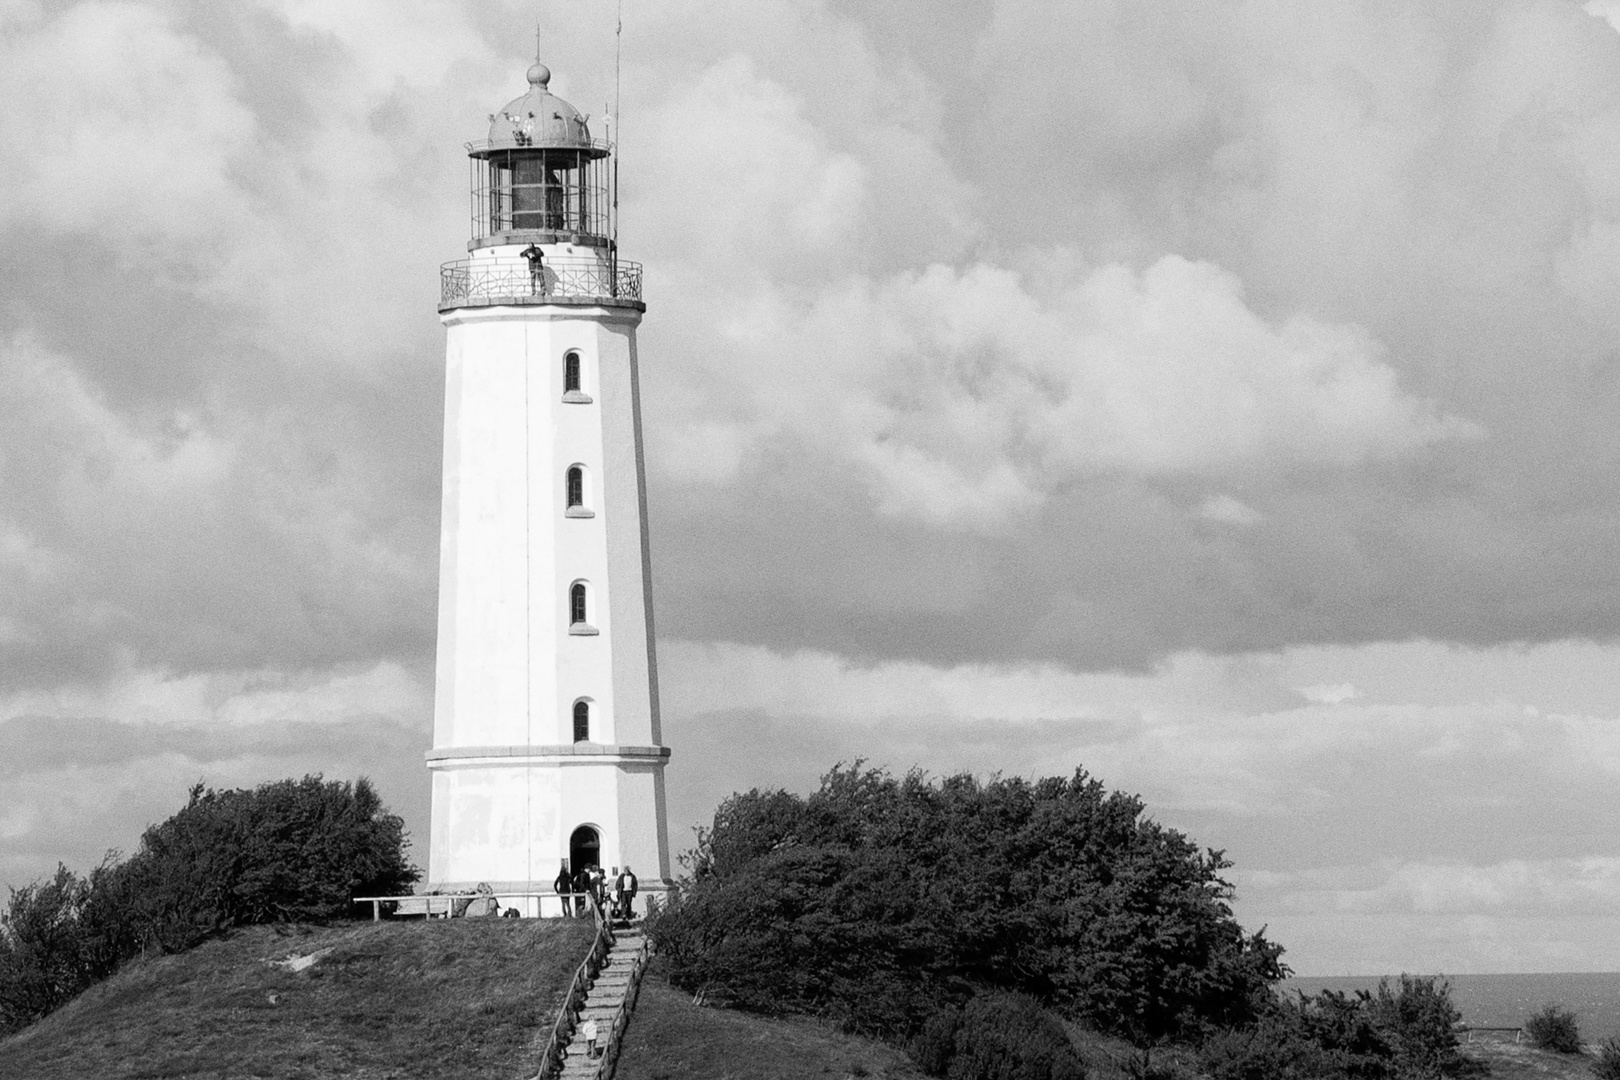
527, 62, 551, 89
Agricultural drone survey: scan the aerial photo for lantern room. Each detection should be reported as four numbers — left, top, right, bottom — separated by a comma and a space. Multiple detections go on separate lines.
468, 62, 612, 248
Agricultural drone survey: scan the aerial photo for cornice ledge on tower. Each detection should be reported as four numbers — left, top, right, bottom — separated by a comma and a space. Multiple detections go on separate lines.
425, 743, 672, 764
438, 294, 647, 316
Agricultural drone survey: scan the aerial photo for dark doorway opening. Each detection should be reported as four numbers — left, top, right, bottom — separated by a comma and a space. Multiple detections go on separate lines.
569, 825, 601, 872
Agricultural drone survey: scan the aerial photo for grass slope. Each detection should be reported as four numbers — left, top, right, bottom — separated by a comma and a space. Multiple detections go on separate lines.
0, 918, 593, 1080
1461, 1035, 1610, 1078
614, 974, 928, 1080
615, 974, 1580, 1080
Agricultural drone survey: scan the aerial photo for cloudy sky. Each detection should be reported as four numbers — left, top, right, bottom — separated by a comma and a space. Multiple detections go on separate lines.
6, 0, 1620, 976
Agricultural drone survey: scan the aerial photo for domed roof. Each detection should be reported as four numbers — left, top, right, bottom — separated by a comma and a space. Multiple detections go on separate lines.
486, 62, 595, 151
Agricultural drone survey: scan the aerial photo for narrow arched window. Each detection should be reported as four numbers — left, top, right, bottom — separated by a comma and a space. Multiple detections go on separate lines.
570, 582, 587, 625
567, 466, 584, 508
564, 351, 581, 393
573, 700, 590, 742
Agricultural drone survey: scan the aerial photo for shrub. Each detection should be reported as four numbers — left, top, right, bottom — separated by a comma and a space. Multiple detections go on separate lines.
1200, 977, 1481, 1080
1201, 991, 1388, 1080
1367, 974, 1475, 1076
1524, 1003, 1582, 1054
916, 992, 1085, 1080
911, 1007, 962, 1076
1199, 1020, 1319, 1080
1593, 1037, 1620, 1079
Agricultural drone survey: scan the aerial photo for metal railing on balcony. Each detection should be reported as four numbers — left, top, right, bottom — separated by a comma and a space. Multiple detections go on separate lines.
440, 255, 643, 306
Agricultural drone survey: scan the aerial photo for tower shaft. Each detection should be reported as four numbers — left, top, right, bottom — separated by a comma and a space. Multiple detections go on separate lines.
427, 60, 669, 911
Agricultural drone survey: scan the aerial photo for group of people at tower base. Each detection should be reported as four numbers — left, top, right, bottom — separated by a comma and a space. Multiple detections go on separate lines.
554, 861, 638, 921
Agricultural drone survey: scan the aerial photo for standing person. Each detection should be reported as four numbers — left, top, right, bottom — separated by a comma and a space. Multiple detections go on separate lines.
553, 860, 572, 917
580, 1017, 599, 1059
519, 242, 545, 294
616, 865, 638, 920
588, 863, 606, 912
572, 864, 594, 917
608, 866, 623, 921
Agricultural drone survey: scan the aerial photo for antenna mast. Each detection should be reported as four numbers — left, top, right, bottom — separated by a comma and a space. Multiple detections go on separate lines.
611, 0, 622, 294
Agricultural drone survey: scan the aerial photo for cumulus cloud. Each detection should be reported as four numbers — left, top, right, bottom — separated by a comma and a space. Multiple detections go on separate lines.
0, 660, 433, 890
0, 659, 428, 729
0, 2, 254, 244
635, 50, 1474, 529
1197, 493, 1262, 525
0, 713, 432, 890
658, 247, 1475, 529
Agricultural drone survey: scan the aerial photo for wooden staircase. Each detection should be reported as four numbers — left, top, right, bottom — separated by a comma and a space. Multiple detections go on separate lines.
556, 923, 648, 1079
534, 903, 650, 1080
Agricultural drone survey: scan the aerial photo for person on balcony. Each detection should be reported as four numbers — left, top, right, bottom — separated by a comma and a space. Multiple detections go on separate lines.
519, 242, 545, 294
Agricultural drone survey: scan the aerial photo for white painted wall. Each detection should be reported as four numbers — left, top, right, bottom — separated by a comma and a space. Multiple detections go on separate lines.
428, 248, 671, 904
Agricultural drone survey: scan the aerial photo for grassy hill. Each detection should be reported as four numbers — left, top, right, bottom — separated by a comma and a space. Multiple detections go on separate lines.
0, 917, 592, 1080
4, 921, 1584, 1080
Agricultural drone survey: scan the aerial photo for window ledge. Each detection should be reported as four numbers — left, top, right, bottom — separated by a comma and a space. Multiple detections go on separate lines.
568, 623, 599, 636
565, 506, 595, 518
562, 391, 593, 404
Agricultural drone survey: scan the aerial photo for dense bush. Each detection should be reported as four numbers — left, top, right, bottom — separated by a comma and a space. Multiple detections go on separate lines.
0, 775, 416, 1033
913, 993, 1086, 1080
911, 1007, 964, 1077
118, 775, 418, 951
648, 765, 1285, 1044
1594, 1037, 1620, 1079
1200, 975, 1480, 1080
1524, 1003, 1582, 1053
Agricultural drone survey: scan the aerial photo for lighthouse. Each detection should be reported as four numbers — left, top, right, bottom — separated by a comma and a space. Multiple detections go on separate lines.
426, 57, 672, 912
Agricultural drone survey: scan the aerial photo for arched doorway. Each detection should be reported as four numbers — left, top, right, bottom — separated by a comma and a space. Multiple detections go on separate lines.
569, 825, 601, 872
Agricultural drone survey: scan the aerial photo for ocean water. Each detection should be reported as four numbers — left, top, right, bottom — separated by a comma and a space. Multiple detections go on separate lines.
1283, 973, 1620, 1042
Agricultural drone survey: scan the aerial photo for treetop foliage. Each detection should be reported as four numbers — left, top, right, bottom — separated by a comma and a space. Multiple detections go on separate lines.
650, 763, 1286, 1046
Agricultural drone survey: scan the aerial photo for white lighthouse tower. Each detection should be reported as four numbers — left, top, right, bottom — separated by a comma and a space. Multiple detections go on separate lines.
426, 56, 672, 911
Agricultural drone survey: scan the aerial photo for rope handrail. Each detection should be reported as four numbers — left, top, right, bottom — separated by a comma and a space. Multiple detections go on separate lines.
533, 893, 615, 1080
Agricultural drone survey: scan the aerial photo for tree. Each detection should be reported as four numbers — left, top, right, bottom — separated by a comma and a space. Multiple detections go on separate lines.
649, 764, 1285, 1046
0, 866, 92, 1032
124, 775, 418, 949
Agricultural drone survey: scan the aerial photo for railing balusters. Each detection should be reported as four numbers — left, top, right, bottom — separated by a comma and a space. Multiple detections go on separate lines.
441, 255, 643, 306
